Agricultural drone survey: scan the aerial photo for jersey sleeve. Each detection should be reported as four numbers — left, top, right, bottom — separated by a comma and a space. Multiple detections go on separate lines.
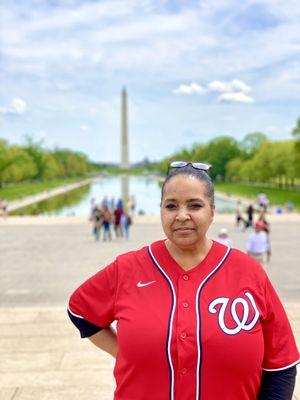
261, 275, 299, 370
68, 260, 117, 337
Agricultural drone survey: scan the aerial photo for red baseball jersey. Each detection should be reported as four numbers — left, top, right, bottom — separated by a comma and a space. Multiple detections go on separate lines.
68, 240, 299, 400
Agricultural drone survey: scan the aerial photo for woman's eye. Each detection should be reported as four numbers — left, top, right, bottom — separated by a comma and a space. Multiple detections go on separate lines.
190, 204, 202, 209
165, 204, 176, 209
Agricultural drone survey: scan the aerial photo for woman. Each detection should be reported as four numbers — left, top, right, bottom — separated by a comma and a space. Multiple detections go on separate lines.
68, 162, 299, 400
102, 204, 112, 241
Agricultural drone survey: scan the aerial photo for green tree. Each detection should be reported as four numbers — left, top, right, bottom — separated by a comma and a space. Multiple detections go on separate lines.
1, 145, 37, 183
240, 132, 267, 158
0, 139, 11, 186
292, 118, 300, 177
201, 136, 241, 180
42, 153, 61, 180
24, 137, 46, 179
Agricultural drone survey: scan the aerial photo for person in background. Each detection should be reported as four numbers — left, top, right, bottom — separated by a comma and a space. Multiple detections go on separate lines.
109, 197, 116, 212
245, 203, 254, 229
90, 198, 97, 220
235, 200, 244, 230
257, 193, 269, 211
257, 210, 271, 263
216, 227, 232, 247
0, 199, 8, 217
120, 210, 132, 240
117, 197, 124, 210
130, 195, 136, 215
247, 221, 270, 266
102, 205, 112, 242
93, 207, 103, 241
285, 202, 294, 213
101, 196, 109, 208
114, 205, 124, 238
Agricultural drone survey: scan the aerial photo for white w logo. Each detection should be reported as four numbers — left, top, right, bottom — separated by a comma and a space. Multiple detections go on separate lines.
208, 292, 260, 335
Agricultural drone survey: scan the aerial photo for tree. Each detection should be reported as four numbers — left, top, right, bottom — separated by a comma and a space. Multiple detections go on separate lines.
1, 146, 37, 183
24, 137, 47, 179
240, 132, 267, 158
292, 118, 300, 177
201, 136, 241, 180
0, 139, 11, 186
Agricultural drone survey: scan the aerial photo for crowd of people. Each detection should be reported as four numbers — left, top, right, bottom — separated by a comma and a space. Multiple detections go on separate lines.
89, 196, 135, 241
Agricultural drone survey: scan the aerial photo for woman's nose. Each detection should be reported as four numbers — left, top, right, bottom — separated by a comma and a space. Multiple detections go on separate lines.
175, 208, 191, 221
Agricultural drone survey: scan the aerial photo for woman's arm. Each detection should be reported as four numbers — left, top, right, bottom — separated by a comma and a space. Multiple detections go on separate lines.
68, 308, 118, 358
258, 366, 297, 400
88, 326, 118, 358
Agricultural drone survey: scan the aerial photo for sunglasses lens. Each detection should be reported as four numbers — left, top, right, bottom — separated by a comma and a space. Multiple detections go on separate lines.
168, 161, 211, 173
170, 161, 187, 168
193, 163, 211, 170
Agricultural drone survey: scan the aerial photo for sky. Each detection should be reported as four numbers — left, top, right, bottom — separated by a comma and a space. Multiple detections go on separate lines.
0, 0, 300, 163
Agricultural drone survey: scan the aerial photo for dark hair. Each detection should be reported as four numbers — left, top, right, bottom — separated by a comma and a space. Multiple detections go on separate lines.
161, 165, 215, 205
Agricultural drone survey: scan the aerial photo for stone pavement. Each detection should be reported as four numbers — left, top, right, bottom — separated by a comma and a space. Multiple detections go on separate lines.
0, 216, 299, 399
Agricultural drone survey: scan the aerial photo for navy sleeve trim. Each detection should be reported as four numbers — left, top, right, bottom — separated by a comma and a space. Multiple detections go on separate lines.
67, 309, 104, 338
258, 366, 297, 400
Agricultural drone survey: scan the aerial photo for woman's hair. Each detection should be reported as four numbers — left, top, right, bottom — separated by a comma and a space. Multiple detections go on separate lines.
161, 165, 215, 205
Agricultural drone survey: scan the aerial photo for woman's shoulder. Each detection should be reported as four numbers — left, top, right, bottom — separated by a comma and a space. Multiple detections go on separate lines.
226, 246, 267, 280
115, 240, 162, 265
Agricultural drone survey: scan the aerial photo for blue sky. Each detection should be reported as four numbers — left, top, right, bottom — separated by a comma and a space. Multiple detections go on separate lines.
0, 0, 299, 163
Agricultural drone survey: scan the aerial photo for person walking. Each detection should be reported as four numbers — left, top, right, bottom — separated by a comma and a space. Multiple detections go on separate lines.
68, 162, 298, 400
245, 203, 255, 229
247, 220, 270, 265
235, 199, 244, 230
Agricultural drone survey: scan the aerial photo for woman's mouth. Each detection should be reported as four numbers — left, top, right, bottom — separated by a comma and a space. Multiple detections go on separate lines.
174, 227, 194, 232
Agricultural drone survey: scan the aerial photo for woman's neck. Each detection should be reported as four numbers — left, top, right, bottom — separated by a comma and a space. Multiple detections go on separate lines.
165, 238, 213, 271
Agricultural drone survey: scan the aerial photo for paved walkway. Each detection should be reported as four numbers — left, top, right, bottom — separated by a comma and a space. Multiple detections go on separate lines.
0, 217, 299, 399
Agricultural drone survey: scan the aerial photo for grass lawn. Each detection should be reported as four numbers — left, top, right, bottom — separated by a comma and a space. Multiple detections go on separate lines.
0, 176, 88, 202
215, 183, 300, 210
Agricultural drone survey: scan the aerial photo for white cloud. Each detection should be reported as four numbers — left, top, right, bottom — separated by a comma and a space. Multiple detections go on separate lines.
173, 79, 254, 102
11, 98, 27, 113
0, 98, 27, 115
173, 82, 206, 95
217, 92, 254, 103
208, 79, 252, 93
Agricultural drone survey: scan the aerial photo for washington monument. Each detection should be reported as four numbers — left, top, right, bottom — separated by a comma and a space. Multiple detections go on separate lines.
121, 87, 129, 168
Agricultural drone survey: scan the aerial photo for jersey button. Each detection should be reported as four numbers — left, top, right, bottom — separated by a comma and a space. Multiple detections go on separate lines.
182, 274, 189, 281
180, 332, 187, 339
181, 368, 187, 375
182, 302, 189, 308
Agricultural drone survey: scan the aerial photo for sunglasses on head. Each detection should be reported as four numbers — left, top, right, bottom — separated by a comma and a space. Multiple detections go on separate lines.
167, 161, 211, 174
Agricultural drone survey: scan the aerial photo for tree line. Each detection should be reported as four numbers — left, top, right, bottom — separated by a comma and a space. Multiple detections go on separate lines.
0, 138, 93, 186
158, 119, 300, 188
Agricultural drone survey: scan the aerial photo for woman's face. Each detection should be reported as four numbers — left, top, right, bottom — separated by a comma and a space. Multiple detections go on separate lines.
161, 174, 215, 249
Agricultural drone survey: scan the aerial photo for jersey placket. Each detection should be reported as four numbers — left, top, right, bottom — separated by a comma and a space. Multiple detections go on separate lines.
174, 272, 198, 400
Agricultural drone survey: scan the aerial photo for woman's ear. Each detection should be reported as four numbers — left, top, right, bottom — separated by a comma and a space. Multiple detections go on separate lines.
210, 204, 215, 220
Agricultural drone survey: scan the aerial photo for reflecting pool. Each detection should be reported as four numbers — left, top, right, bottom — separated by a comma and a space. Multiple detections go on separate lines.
12, 175, 236, 216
